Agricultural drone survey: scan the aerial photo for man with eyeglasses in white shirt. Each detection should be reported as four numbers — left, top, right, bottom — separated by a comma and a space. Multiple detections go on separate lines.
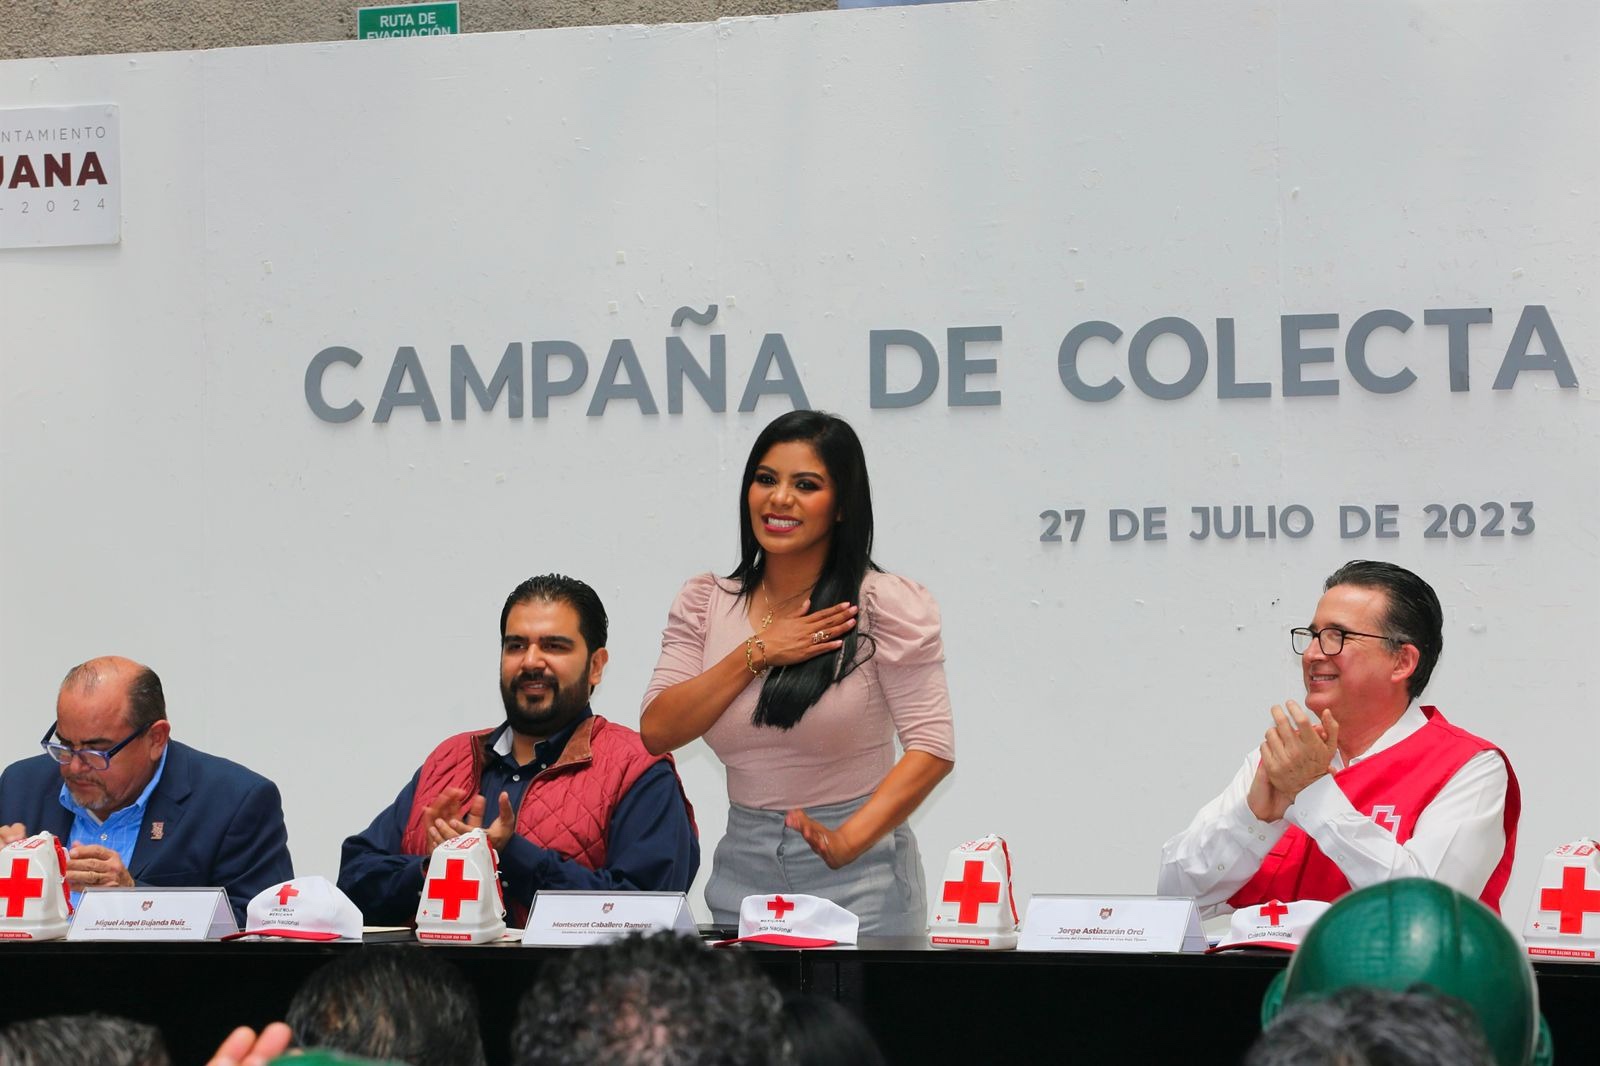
1158, 561, 1520, 917
0, 656, 292, 925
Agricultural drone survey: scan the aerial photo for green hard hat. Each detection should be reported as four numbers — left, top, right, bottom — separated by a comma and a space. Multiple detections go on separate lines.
1259, 879, 1553, 1066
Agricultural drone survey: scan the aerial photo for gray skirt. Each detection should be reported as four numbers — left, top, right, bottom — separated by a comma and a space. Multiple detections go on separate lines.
706, 795, 928, 937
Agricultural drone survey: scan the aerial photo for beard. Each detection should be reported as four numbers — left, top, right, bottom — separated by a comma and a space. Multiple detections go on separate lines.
500, 668, 592, 739
63, 775, 113, 813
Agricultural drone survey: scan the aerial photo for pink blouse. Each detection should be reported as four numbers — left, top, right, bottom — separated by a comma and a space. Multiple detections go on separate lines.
642, 570, 957, 810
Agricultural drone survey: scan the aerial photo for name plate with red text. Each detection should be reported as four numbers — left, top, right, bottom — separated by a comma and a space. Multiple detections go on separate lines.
1018, 895, 1206, 953
521, 890, 696, 946
67, 887, 238, 941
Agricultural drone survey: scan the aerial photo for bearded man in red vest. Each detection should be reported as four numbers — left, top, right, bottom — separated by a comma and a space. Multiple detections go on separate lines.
339, 575, 699, 925
1159, 560, 1520, 916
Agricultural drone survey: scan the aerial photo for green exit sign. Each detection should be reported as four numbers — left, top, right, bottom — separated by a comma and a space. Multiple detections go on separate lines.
357, 2, 459, 38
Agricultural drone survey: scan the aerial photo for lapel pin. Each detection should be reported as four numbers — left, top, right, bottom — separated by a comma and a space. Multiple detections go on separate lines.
150, 822, 165, 841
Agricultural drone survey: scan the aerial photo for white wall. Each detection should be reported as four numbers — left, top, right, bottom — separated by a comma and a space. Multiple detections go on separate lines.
2, 0, 1596, 924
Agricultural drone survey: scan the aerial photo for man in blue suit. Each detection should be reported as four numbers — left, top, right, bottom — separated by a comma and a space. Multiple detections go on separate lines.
0, 656, 293, 925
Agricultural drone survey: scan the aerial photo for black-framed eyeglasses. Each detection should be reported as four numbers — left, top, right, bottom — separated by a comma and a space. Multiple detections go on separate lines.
1290, 626, 1396, 656
39, 721, 152, 771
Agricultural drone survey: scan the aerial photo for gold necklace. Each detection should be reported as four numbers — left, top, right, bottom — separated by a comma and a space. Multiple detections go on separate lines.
759, 582, 810, 630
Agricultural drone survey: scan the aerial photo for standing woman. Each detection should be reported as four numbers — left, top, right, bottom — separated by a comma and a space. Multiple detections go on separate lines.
641, 410, 955, 935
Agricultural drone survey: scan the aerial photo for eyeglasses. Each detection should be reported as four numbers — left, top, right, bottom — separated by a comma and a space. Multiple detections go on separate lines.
39, 721, 151, 771
1290, 626, 1398, 656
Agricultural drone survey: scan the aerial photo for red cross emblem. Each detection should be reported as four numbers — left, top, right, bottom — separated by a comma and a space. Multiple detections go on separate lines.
767, 895, 796, 919
276, 883, 299, 906
427, 858, 480, 921
1540, 866, 1600, 935
0, 858, 45, 919
942, 860, 1000, 924
1260, 900, 1289, 927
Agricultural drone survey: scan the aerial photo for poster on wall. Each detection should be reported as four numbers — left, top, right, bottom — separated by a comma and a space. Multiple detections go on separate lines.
0, 104, 120, 249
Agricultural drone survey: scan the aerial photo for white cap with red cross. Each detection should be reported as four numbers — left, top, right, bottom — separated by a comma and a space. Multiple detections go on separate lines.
928, 834, 1019, 950
414, 828, 506, 945
1208, 898, 1331, 953
1524, 839, 1600, 961
0, 831, 74, 942
224, 876, 364, 942
716, 893, 860, 948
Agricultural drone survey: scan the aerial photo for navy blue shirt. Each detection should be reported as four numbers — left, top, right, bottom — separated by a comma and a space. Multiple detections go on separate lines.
338, 710, 699, 925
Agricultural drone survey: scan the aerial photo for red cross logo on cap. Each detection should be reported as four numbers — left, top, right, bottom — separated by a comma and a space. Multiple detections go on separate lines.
276, 883, 299, 906
767, 895, 796, 919
1260, 900, 1289, 927
942, 860, 1000, 924
427, 858, 480, 921
1540, 866, 1600, 935
0, 858, 46, 919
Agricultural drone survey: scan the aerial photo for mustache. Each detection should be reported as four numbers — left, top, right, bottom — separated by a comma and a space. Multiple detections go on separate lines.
511, 670, 557, 688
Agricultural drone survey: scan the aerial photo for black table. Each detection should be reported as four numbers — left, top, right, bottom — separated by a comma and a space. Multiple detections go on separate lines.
1, 937, 1593, 1065
814, 938, 1600, 1065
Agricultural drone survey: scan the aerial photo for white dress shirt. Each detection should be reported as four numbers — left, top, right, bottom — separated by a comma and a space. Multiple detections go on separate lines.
1157, 705, 1509, 918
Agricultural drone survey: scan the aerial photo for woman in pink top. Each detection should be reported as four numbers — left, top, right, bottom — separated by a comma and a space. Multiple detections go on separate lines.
642, 410, 956, 935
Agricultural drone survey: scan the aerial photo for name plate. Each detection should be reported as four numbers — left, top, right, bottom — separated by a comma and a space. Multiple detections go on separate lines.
68, 887, 239, 941
1017, 895, 1206, 954
522, 890, 696, 946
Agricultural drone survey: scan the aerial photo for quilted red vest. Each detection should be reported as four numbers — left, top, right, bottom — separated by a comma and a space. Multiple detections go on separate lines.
1228, 706, 1520, 913
399, 715, 692, 874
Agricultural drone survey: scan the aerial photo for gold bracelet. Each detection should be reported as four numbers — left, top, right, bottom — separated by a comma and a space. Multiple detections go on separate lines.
745, 636, 767, 677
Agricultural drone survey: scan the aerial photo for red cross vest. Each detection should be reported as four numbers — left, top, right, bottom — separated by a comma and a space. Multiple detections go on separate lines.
400, 716, 694, 916
1227, 706, 1520, 914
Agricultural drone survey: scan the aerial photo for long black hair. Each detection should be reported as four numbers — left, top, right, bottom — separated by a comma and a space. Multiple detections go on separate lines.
728, 410, 878, 730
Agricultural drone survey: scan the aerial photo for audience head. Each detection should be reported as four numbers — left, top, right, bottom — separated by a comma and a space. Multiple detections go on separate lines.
1247, 984, 1494, 1066
512, 931, 787, 1066
1261, 879, 1550, 1066
286, 945, 486, 1066
782, 993, 885, 1066
0, 1013, 170, 1066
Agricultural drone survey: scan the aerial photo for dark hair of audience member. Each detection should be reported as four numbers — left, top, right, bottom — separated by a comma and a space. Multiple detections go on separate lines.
286, 945, 486, 1066
1246, 985, 1495, 1066
782, 993, 885, 1066
512, 931, 787, 1066
0, 1014, 170, 1066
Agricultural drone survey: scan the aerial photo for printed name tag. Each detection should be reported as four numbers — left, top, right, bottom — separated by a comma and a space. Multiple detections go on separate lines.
67, 887, 238, 941
1017, 895, 1206, 953
522, 890, 696, 946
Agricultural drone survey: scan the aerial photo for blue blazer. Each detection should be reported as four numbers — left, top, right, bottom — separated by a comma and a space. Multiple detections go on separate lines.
0, 739, 293, 926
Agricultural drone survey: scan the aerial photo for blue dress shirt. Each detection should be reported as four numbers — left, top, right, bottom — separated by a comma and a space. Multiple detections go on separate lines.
58, 746, 170, 907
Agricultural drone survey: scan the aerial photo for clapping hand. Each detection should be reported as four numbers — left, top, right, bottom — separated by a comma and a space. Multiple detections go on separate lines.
1259, 699, 1339, 806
